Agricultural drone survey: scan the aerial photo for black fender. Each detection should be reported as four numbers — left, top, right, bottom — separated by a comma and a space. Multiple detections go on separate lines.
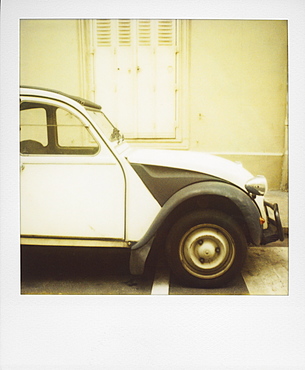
129, 181, 262, 274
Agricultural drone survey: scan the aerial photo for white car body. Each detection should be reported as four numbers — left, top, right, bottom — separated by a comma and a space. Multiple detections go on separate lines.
20, 87, 283, 287
20, 88, 160, 245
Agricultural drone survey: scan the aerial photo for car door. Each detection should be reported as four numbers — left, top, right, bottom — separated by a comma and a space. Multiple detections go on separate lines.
20, 96, 126, 245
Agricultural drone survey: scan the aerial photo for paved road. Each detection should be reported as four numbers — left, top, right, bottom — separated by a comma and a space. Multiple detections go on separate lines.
21, 237, 288, 295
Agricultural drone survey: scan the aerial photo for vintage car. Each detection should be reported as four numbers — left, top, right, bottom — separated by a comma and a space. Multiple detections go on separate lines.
20, 86, 284, 288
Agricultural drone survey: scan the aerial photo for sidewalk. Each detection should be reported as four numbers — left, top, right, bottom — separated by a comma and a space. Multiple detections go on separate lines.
265, 190, 288, 234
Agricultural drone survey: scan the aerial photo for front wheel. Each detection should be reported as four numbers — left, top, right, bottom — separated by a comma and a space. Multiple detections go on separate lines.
166, 210, 247, 288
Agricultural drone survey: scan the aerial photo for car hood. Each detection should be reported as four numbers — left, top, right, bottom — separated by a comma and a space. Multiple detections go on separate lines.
124, 147, 253, 191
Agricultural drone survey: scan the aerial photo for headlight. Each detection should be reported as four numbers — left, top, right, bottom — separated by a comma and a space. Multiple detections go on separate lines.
245, 175, 267, 196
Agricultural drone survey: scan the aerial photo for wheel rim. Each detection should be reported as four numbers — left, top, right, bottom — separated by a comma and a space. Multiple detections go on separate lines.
179, 223, 236, 279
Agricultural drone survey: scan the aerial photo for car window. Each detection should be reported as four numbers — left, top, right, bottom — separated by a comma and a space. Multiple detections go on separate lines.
86, 109, 124, 143
20, 102, 99, 155
56, 107, 99, 154
20, 104, 48, 154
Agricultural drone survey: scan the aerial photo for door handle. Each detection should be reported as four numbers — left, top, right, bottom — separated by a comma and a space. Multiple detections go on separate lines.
20, 163, 25, 171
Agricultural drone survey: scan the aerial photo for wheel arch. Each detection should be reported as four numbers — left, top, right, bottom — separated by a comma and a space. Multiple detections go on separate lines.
129, 181, 262, 275
157, 193, 250, 242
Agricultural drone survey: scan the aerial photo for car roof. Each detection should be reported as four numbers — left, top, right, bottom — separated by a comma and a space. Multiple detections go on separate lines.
20, 86, 102, 110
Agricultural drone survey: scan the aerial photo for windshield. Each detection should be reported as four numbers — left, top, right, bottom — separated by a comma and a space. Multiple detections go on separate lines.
86, 109, 124, 143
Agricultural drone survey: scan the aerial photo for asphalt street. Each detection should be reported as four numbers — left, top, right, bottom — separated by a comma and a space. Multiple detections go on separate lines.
21, 236, 288, 295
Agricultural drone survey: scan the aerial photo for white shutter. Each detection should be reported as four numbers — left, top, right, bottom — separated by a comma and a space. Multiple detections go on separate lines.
136, 20, 156, 137
95, 20, 117, 122
155, 20, 176, 138
116, 20, 137, 137
94, 19, 177, 139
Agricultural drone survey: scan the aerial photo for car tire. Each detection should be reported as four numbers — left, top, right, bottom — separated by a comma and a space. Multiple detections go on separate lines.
166, 209, 247, 288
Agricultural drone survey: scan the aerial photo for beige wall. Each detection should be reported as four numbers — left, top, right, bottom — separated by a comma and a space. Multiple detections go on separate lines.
189, 20, 288, 189
20, 20, 82, 96
19, 19, 288, 189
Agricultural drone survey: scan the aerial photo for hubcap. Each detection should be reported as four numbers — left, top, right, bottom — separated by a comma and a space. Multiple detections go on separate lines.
179, 224, 235, 279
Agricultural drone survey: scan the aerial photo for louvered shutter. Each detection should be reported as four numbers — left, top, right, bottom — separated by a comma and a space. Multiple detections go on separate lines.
94, 19, 177, 139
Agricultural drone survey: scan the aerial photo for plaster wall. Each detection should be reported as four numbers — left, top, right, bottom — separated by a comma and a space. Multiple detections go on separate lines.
188, 20, 288, 188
